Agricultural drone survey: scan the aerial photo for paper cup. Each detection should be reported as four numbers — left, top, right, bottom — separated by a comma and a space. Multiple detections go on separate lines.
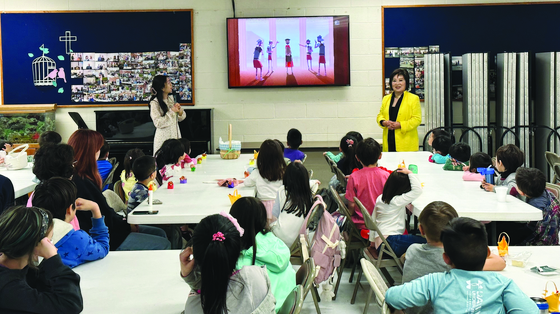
495, 186, 508, 202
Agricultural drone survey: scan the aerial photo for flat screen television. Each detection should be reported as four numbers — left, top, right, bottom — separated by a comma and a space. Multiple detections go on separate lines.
227, 16, 350, 88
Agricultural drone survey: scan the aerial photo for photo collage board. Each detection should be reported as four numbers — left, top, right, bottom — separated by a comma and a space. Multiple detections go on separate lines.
70, 43, 192, 103
384, 45, 439, 100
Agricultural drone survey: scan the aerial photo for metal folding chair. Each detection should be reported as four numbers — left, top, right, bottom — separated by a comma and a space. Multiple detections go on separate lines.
360, 258, 390, 314
329, 185, 369, 301
354, 197, 403, 288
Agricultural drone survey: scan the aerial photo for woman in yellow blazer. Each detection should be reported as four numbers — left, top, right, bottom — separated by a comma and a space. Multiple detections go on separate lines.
376, 68, 422, 152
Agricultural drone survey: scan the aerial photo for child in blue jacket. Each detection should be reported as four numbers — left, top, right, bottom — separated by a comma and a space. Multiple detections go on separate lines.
32, 177, 110, 268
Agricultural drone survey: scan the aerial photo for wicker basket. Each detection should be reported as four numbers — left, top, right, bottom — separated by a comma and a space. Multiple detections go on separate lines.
220, 124, 240, 159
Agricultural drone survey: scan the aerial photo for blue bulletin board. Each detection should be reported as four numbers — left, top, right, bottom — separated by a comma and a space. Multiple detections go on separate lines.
382, 3, 560, 98
0, 10, 193, 106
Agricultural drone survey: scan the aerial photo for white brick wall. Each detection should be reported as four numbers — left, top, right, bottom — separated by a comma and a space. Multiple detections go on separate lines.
2, 0, 557, 149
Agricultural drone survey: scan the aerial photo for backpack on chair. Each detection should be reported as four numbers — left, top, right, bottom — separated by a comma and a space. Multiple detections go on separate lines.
299, 195, 342, 286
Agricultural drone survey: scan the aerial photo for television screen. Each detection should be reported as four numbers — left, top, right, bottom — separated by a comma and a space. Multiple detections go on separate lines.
227, 16, 350, 88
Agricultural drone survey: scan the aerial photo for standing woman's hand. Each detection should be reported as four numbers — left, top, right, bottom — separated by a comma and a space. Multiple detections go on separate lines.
170, 103, 180, 113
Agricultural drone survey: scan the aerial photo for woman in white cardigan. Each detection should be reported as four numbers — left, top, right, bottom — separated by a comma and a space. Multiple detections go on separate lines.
149, 75, 186, 154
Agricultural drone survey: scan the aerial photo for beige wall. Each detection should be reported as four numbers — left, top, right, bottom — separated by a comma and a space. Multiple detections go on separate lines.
3, 0, 556, 149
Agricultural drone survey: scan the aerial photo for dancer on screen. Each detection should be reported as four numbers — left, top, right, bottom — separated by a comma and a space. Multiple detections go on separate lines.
299, 39, 313, 71
315, 35, 326, 76
253, 39, 264, 81
266, 40, 278, 73
285, 38, 293, 75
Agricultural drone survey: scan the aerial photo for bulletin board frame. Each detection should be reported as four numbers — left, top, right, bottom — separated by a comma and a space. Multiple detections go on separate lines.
0, 9, 194, 107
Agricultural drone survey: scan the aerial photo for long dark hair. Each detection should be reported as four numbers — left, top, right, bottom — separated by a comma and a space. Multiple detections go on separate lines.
339, 135, 360, 174
155, 139, 185, 184
229, 197, 270, 265
123, 148, 145, 178
257, 139, 286, 182
0, 206, 53, 268
282, 162, 312, 217
192, 214, 241, 314
150, 75, 168, 117
381, 170, 412, 204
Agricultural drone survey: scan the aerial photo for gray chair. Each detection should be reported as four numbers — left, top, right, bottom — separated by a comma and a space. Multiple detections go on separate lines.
545, 151, 560, 183
298, 237, 322, 313
278, 285, 304, 314
102, 158, 119, 189
546, 183, 560, 199
329, 185, 369, 301
354, 197, 403, 287
360, 258, 390, 314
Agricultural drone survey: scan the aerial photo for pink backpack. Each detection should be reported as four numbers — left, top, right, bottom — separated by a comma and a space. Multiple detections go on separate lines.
299, 195, 342, 284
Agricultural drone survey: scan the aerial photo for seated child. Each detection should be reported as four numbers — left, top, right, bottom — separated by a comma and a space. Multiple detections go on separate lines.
462, 152, 493, 181
230, 197, 296, 312
429, 134, 452, 164
0, 206, 83, 313
284, 128, 305, 162
500, 167, 560, 246
271, 161, 314, 248
97, 141, 112, 191
32, 177, 109, 268
481, 144, 524, 197
386, 217, 537, 313
180, 213, 275, 314
427, 129, 451, 147
372, 168, 425, 257
120, 148, 156, 202
337, 134, 361, 175
402, 201, 506, 314
127, 156, 157, 213
345, 138, 390, 230
155, 139, 185, 185
244, 139, 286, 219
179, 138, 195, 169
443, 142, 471, 171
38, 131, 62, 146
325, 131, 363, 163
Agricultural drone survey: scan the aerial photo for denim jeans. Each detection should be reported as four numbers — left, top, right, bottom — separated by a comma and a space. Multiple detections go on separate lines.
384, 234, 426, 257
116, 225, 171, 251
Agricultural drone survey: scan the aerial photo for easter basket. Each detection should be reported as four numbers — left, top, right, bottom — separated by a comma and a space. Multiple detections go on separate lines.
219, 124, 241, 160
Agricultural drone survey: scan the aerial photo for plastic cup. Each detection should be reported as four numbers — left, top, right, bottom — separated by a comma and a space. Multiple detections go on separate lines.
495, 186, 508, 202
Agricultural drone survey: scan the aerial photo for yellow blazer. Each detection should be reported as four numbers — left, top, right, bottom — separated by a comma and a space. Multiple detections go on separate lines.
376, 91, 422, 152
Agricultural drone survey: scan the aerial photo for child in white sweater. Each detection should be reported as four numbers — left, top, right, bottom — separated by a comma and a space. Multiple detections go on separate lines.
372, 168, 425, 256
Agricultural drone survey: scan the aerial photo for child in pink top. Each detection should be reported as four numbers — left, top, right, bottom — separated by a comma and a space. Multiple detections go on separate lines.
345, 138, 390, 230
462, 152, 492, 182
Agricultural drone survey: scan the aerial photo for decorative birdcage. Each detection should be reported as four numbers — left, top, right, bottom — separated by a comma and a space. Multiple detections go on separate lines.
32, 52, 56, 86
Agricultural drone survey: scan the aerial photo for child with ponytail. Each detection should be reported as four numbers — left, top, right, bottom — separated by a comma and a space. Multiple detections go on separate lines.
230, 197, 296, 312
180, 212, 275, 314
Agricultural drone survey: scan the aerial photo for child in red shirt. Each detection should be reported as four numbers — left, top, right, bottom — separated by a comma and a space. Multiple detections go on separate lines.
345, 138, 389, 229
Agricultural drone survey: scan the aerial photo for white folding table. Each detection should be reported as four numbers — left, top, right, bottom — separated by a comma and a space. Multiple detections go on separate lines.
73, 250, 188, 314
0, 163, 37, 198
128, 154, 256, 224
